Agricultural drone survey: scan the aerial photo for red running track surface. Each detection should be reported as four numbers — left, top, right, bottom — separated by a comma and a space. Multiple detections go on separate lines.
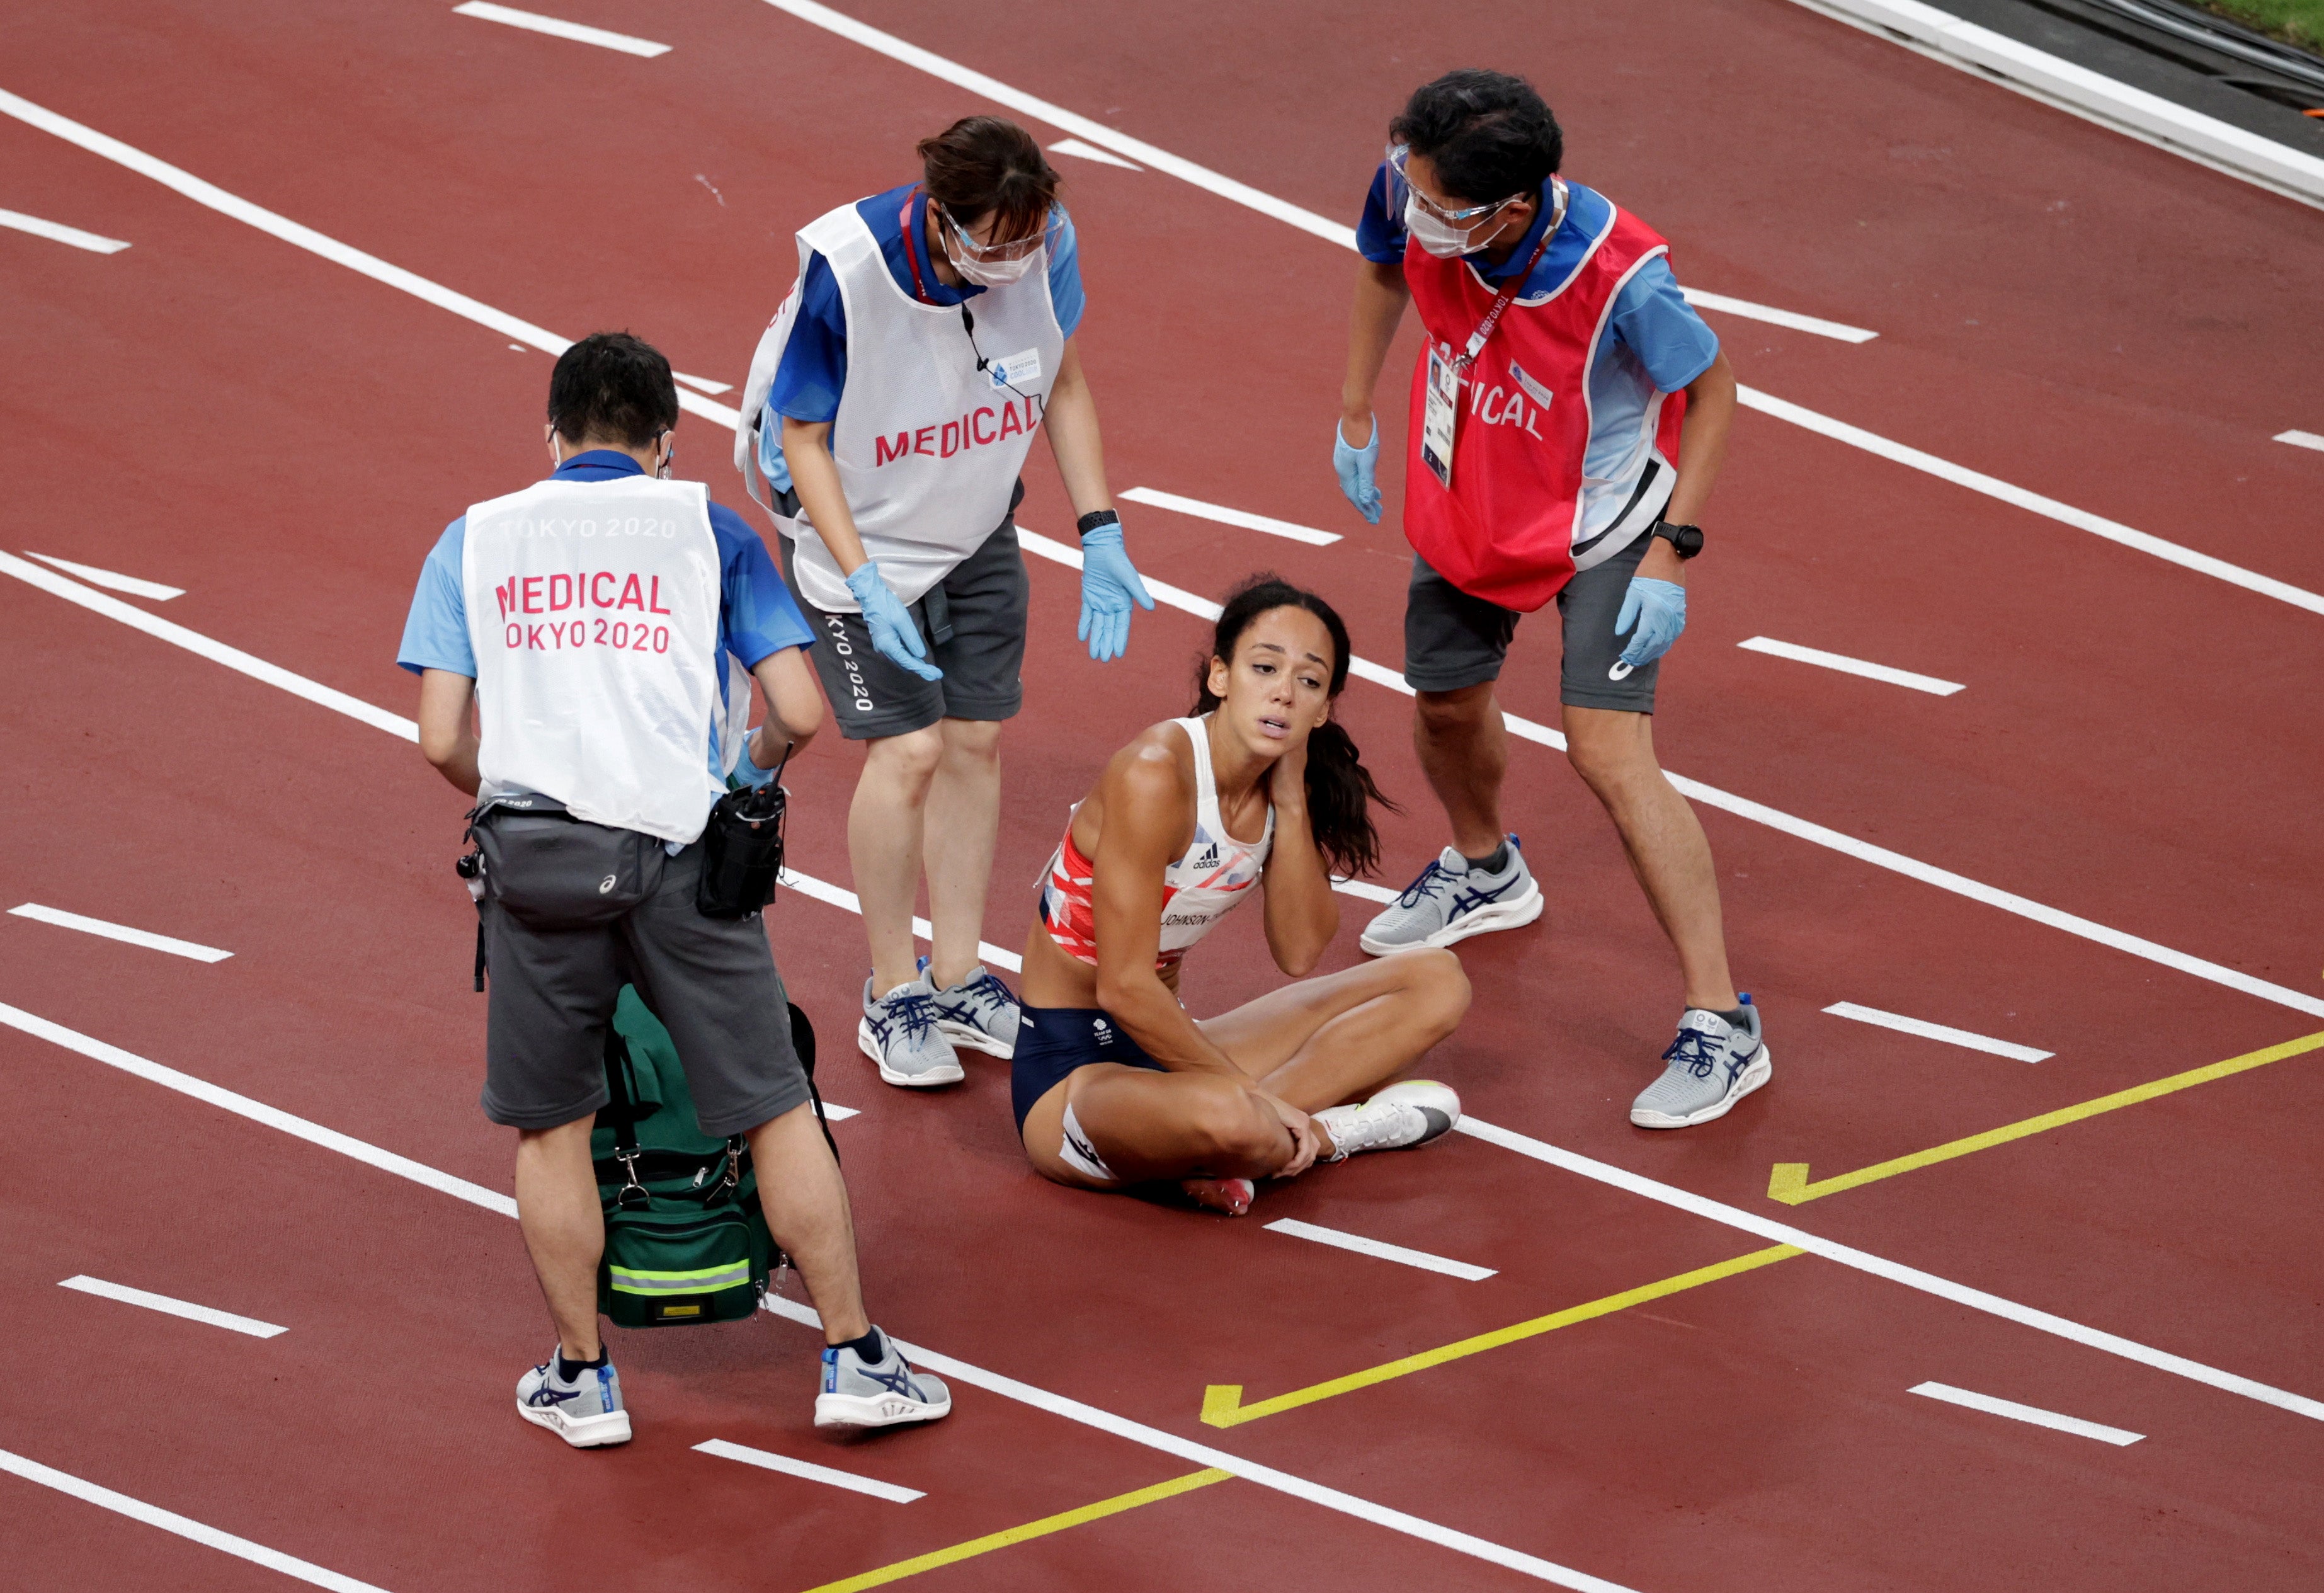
2, 3, 2321, 1590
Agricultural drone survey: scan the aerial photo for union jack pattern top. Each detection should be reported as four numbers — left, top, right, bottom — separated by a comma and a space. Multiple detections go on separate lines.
1040, 717, 1274, 971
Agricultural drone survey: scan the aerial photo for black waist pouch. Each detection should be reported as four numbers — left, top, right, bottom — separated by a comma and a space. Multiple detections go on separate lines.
697, 781, 787, 918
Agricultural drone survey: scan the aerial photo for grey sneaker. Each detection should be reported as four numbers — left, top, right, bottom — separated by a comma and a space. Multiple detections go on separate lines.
1630, 997, 1772, 1129
516, 1348, 632, 1447
814, 1330, 953, 1430
1359, 835, 1543, 956
918, 957, 1022, 1058
1312, 1080, 1462, 1162
857, 974, 964, 1088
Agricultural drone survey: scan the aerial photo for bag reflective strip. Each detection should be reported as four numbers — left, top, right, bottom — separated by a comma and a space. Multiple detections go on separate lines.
608, 1262, 751, 1293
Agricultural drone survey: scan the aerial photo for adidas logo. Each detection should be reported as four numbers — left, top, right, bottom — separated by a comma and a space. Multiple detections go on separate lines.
1192, 842, 1220, 870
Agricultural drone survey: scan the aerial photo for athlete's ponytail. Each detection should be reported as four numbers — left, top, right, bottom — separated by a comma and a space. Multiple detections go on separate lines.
1192, 576, 1398, 881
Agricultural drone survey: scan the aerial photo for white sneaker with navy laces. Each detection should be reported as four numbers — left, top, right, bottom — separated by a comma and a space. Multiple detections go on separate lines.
1359, 836, 1543, 956
1630, 997, 1772, 1128
516, 1347, 632, 1447
858, 974, 964, 1087
814, 1329, 953, 1430
918, 956, 1022, 1058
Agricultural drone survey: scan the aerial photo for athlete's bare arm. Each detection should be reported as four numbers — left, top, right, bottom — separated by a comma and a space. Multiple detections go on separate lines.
1256, 730, 1340, 976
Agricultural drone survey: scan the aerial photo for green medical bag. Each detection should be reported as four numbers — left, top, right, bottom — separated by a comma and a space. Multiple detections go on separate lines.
591, 988, 829, 1328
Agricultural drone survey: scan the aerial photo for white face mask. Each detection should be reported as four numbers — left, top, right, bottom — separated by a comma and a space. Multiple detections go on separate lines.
1404, 190, 1507, 258
939, 207, 1044, 287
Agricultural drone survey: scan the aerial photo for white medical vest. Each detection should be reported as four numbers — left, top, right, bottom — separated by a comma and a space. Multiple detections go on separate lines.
761, 200, 1063, 612
460, 474, 735, 845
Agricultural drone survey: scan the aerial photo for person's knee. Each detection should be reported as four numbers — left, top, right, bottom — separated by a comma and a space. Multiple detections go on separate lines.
865, 726, 944, 794
1382, 946, 1471, 1037
1415, 685, 1492, 738
1564, 711, 1653, 795
940, 717, 1002, 767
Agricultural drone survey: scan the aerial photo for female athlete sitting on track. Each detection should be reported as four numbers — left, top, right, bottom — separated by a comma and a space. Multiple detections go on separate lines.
1015, 576, 1472, 1215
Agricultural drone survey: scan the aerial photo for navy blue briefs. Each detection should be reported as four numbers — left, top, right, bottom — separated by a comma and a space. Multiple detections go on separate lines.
1011, 1005, 1165, 1131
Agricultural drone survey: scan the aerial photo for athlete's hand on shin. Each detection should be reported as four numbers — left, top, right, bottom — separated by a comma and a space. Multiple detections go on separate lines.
845, 559, 943, 682
1077, 523, 1154, 663
1263, 1092, 1321, 1178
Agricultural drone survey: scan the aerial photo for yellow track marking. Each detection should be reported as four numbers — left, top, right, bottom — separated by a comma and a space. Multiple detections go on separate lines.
1767, 1029, 2324, 1205
795, 1467, 1231, 1592
1200, 1243, 1802, 1427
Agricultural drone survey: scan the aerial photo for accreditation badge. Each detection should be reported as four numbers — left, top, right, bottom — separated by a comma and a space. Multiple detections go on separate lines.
1421, 345, 1460, 491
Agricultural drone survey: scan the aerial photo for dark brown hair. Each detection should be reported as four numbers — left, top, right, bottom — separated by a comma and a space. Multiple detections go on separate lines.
1191, 576, 1398, 880
547, 331, 678, 448
916, 115, 1059, 244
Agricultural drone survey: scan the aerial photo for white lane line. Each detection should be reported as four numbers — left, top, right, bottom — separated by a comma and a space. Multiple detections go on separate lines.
0, 1000, 519, 1218
0, 88, 738, 437
1909, 1381, 2144, 1445
1, 103, 2309, 1022
693, 1438, 923, 1500
758, 1295, 1634, 1590
0, 998, 1629, 1592
673, 371, 732, 395
756, 0, 1854, 344
1736, 636, 1966, 696
0, 1446, 392, 1592
1008, 528, 2324, 1021
11, 903, 232, 962
0, 206, 130, 254
0, 552, 421, 741
1330, 875, 1399, 903
1681, 288, 1876, 343
745, 14, 2324, 614
59, 1275, 286, 1338
1823, 1001, 2052, 1062
450, 1, 671, 57
1049, 137, 1141, 171
818, 1101, 860, 1121
1120, 487, 1341, 547
1738, 385, 2324, 617
1263, 1218, 1496, 1281
1455, 1114, 2324, 1424
2275, 430, 2324, 454
777, 868, 1021, 975
23, 551, 183, 599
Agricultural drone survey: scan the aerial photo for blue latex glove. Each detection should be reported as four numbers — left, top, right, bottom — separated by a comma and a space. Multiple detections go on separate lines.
844, 560, 943, 682
1078, 524, 1154, 663
1614, 576, 1687, 669
1332, 415, 1382, 524
732, 727, 778, 789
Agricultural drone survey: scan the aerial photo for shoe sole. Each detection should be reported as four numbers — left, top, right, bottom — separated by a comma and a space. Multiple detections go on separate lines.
937, 1018, 1016, 1059
857, 1017, 965, 1087
814, 1389, 954, 1430
516, 1398, 632, 1448
1629, 1044, 1773, 1129
1359, 878, 1545, 957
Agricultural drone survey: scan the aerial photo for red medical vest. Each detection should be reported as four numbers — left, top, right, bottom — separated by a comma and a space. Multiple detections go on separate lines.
1403, 203, 1686, 613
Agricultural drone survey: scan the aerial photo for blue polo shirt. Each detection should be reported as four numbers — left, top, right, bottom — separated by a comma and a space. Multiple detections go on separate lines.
1358, 166, 1718, 497
397, 450, 813, 777
758, 182, 1086, 490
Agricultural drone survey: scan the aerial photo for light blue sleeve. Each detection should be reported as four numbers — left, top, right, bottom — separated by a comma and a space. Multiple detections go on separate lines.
1046, 208, 1085, 339
397, 519, 476, 677
1607, 256, 1719, 394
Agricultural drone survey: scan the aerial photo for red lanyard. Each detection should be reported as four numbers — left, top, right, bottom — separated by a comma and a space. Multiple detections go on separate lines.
1453, 180, 1566, 371
899, 186, 937, 304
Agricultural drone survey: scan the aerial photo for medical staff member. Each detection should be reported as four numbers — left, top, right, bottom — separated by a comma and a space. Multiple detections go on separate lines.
1332, 71, 1767, 1131
400, 333, 950, 1447
736, 115, 1152, 1090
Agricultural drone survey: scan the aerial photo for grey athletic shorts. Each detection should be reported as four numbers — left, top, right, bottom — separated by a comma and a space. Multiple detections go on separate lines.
474, 809, 811, 1137
777, 487, 1030, 741
1402, 529, 1661, 712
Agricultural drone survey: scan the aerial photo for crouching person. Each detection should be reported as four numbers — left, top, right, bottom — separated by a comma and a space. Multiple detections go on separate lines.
398, 331, 949, 1446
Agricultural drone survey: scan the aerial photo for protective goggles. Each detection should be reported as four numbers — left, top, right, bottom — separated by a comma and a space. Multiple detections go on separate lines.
937, 203, 1046, 263
1387, 144, 1525, 226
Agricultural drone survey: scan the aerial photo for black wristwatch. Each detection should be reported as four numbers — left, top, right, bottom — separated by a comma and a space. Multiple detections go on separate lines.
1651, 519, 1704, 560
1077, 508, 1121, 538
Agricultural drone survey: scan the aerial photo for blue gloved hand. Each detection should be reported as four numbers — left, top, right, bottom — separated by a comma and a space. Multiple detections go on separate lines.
1078, 523, 1155, 663
1614, 576, 1687, 668
844, 559, 943, 682
1333, 415, 1383, 524
732, 727, 777, 789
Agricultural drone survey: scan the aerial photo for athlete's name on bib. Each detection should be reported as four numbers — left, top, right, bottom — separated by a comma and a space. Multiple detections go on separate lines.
871, 394, 1045, 468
